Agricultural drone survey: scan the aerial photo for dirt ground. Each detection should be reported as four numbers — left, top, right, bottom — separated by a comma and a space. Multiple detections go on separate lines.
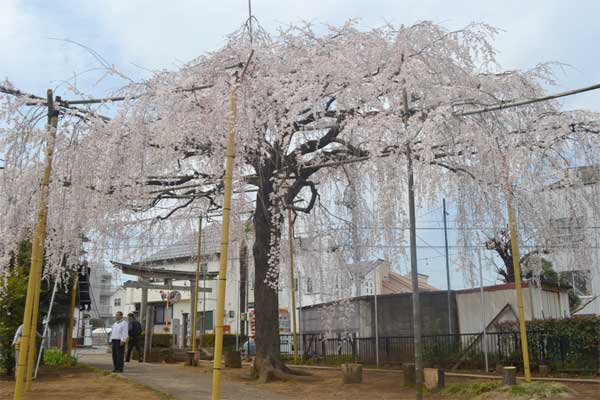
210, 364, 600, 400
1, 362, 598, 400
0, 366, 166, 400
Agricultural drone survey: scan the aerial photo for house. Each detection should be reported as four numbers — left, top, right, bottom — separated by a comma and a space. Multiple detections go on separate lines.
543, 165, 600, 315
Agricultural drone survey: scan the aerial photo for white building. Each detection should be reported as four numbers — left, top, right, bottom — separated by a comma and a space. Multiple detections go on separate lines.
544, 166, 600, 315
111, 224, 293, 344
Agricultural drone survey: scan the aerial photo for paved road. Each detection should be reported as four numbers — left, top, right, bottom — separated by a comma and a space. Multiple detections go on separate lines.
79, 353, 294, 400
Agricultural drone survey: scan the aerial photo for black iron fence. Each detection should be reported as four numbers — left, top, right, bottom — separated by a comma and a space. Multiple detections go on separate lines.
276, 331, 599, 371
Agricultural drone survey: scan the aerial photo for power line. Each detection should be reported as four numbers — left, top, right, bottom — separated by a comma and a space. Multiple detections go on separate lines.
453, 82, 600, 116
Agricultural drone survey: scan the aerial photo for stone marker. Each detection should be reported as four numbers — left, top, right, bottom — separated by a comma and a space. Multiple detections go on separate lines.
423, 368, 445, 390
341, 363, 363, 384
538, 364, 550, 377
403, 363, 416, 386
224, 350, 242, 368
502, 366, 517, 386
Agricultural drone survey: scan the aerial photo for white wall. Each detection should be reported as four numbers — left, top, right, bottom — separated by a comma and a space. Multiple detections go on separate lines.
456, 283, 570, 334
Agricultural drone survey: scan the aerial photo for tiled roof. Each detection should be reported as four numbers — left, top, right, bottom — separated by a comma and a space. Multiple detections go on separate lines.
136, 224, 223, 264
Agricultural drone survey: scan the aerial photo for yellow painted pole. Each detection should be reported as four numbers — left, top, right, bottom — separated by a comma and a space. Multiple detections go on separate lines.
506, 190, 532, 382
211, 86, 238, 400
287, 208, 299, 364
191, 215, 203, 353
66, 273, 78, 367
24, 269, 42, 390
14, 89, 58, 400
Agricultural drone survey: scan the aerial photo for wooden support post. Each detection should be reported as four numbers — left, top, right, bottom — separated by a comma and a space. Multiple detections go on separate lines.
143, 306, 154, 362
287, 208, 299, 364
192, 216, 203, 353
140, 278, 148, 328
66, 273, 78, 367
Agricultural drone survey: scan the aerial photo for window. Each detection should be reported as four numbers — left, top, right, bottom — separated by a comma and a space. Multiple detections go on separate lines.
549, 216, 585, 248
99, 295, 109, 305
228, 310, 235, 318
306, 277, 313, 293
113, 298, 121, 306
200, 263, 208, 273
560, 270, 592, 296
196, 311, 214, 331
154, 304, 174, 324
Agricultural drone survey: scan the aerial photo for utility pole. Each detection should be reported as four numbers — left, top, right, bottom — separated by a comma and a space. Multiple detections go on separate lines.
443, 199, 452, 335
287, 208, 299, 364
14, 89, 58, 400
477, 248, 489, 372
506, 191, 531, 382
191, 215, 203, 353
404, 87, 423, 400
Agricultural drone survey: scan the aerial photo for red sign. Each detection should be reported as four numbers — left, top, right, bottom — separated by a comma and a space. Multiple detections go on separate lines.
223, 325, 231, 334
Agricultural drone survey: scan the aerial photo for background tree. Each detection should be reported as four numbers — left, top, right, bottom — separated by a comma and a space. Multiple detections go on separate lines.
0, 237, 72, 377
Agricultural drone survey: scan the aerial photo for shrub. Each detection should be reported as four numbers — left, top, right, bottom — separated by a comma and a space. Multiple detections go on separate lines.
43, 349, 76, 366
138, 333, 174, 348
444, 381, 502, 396
507, 382, 568, 397
497, 316, 600, 370
200, 334, 246, 350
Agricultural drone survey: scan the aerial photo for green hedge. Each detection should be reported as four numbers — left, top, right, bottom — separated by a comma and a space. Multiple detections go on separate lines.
137, 333, 175, 348
200, 334, 247, 350
497, 316, 600, 370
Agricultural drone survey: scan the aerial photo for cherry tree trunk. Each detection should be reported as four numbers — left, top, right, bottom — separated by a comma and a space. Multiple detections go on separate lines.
251, 177, 288, 381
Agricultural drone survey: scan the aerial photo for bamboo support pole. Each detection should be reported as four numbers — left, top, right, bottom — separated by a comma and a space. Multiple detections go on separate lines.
287, 208, 299, 364
506, 191, 532, 382
66, 273, 78, 367
211, 86, 238, 400
13, 89, 57, 400
191, 215, 203, 352
25, 260, 42, 390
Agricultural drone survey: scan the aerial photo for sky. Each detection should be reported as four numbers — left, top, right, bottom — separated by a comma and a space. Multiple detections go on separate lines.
3, 0, 600, 290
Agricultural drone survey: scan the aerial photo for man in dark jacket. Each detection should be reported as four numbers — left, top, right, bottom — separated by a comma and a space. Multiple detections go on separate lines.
126, 313, 143, 362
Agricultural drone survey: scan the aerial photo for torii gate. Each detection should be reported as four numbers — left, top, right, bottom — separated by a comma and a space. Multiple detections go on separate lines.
111, 261, 215, 335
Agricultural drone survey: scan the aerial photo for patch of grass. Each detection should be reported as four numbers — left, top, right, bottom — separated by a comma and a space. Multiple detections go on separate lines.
444, 380, 503, 396
505, 381, 569, 397
43, 349, 77, 366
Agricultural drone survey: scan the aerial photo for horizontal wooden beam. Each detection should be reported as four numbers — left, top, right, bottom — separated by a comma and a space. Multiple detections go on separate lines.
123, 280, 212, 292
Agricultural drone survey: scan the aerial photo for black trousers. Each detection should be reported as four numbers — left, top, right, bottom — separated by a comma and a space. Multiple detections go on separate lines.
111, 340, 125, 371
126, 336, 142, 362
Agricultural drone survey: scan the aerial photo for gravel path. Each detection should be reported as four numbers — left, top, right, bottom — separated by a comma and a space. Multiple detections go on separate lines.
79, 353, 295, 400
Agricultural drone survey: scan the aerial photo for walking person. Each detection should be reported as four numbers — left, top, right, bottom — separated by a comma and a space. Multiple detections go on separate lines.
125, 313, 143, 362
110, 311, 128, 373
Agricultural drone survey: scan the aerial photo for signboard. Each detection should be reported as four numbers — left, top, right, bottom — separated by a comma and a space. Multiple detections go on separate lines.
248, 308, 290, 337
278, 308, 290, 333
249, 309, 256, 338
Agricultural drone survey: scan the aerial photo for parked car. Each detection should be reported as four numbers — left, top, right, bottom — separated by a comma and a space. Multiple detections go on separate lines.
242, 340, 256, 358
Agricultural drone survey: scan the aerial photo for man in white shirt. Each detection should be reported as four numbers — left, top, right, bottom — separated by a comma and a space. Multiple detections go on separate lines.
109, 311, 128, 372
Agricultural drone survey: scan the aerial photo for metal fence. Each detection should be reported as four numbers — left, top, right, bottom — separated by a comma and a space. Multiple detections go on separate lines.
277, 331, 599, 371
